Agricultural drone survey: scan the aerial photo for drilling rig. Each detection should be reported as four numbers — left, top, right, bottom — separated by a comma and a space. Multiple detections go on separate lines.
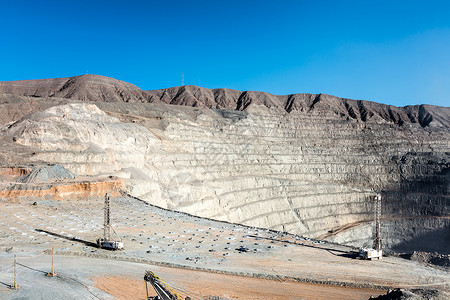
97, 193, 123, 250
359, 193, 383, 260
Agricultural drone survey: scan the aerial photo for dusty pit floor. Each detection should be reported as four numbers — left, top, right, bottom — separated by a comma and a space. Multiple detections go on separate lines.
0, 196, 449, 299
0, 254, 384, 300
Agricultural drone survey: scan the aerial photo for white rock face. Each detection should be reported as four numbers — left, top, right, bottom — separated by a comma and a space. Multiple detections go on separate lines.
6, 103, 154, 151
3, 102, 449, 247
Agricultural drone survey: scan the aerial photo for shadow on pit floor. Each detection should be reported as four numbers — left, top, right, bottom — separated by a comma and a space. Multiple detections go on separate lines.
244, 234, 360, 259
16, 262, 47, 274
0, 280, 10, 288
35, 229, 98, 248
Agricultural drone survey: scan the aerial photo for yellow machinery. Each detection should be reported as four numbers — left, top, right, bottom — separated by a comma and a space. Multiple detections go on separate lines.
144, 271, 191, 300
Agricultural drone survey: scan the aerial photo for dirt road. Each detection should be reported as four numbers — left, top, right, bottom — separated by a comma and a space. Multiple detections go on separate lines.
0, 254, 384, 299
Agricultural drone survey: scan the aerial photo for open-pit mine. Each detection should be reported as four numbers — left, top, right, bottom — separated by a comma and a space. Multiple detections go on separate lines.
0, 75, 449, 299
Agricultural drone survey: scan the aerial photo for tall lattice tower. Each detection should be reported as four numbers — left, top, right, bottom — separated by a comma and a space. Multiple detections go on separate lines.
103, 193, 111, 241
373, 194, 382, 251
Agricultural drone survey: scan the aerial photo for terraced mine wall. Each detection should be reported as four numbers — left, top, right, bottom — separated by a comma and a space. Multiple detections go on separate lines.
1, 100, 448, 253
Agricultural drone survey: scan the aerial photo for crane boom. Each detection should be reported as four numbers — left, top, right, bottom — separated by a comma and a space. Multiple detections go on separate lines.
144, 271, 187, 300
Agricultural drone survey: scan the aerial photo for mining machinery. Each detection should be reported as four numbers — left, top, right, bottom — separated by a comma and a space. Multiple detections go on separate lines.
144, 271, 191, 300
97, 193, 124, 250
359, 193, 383, 260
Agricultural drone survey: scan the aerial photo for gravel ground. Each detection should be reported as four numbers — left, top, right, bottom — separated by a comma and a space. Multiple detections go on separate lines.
0, 254, 387, 300
1, 196, 449, 299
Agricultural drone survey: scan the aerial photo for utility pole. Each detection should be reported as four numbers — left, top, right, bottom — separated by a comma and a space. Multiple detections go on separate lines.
12, 255, 18, 289
182, 72, 184, 86
47, 246, 57, 277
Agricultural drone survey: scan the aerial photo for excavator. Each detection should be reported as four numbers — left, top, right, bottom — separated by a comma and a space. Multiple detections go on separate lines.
144, 271, 191, 300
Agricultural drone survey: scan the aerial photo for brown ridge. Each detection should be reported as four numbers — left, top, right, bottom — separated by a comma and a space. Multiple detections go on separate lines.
1, 74, 449, 128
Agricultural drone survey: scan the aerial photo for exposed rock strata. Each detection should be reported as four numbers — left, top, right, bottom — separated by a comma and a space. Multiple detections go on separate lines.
0, 75, 448, 253
147, 85, 450, 129
2, 75, 449, 128
0, 165, 122, 201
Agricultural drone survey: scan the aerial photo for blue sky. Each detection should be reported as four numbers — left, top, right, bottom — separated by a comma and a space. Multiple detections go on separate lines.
1, 0, 449, 107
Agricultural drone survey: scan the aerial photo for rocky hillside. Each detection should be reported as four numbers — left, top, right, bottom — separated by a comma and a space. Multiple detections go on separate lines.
0, 74, 151, 103
1, 75, 449, 128
147, 85, 450, 129
0, 75, 449, 254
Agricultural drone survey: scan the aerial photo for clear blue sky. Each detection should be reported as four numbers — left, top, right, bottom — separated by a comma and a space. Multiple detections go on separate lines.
1, 0, 449, 107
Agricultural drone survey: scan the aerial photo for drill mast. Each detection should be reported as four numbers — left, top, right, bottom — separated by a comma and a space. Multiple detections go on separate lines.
359, 193, 383, 260
104, 193, 111, 241
97, 193, 123, 250
373, 194, 382, 251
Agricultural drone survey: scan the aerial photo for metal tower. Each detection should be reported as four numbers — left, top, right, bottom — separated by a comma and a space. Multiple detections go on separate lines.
97, 192, 123, 250
104, 193, 111, 241
373, 194, 382, 251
